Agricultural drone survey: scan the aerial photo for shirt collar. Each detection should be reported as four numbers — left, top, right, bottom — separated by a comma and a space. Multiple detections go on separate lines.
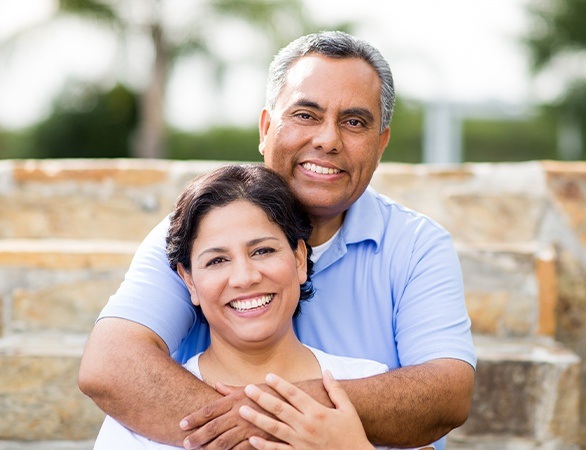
341, 186, 385, 251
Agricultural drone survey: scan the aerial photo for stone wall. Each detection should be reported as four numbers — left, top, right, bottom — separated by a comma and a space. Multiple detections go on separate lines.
0, 159, 585, 448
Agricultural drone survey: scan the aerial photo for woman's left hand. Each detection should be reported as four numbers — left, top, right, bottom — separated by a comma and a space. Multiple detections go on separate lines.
238, 370, 375, 450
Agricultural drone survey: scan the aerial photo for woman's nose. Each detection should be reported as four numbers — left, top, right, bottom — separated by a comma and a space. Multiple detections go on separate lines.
228, 258, 262, 288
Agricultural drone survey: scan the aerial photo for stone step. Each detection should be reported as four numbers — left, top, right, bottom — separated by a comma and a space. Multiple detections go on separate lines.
0, 332, 105, 441
0, 441, 94, 450
0, 238, 558, 339
0, 332, 579, 445
447, 335, 581, 449
3, 159, 552, 243
0, 159, 220, 241
0, 239, 138, 335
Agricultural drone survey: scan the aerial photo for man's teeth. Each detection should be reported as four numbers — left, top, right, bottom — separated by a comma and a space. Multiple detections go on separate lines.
230, 294, 274, 312
302, 163, 341, 175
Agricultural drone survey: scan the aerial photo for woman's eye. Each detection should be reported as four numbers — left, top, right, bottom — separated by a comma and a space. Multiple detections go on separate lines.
253, 247, 275, 257
206, 257, 227, 267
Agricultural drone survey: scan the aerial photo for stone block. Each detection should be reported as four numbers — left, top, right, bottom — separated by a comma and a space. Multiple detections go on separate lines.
544, 161, 586, 248
0, 333, 105, 441
458, 243, 557, 338
0, 239, 137, 334
449, 336, 581, 448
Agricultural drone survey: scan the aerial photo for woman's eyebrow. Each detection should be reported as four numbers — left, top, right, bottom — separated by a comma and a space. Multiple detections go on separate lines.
246, 236, 279, 247
197, 236, 279, 258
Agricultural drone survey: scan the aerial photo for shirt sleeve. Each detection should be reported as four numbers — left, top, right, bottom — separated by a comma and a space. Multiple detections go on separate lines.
394, 221, 476, 369
98, 216, 197, 354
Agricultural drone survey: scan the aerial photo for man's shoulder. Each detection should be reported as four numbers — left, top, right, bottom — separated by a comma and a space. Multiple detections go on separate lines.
357, 187, 449, 234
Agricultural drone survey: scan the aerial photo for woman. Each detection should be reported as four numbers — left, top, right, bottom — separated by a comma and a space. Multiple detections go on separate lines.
94, 164, 433, 450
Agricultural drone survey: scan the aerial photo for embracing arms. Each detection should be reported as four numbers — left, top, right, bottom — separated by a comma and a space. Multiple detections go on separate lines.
78, 317, 218, 446
180, 357, 474, 449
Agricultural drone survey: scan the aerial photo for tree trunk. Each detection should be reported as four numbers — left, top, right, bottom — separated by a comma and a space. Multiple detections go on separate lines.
132, 23, 168, 159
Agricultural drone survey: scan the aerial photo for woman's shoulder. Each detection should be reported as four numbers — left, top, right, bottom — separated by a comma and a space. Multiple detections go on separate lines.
305, 345, 389, 380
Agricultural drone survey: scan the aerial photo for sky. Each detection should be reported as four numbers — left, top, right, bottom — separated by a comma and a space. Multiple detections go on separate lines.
0, 0, 548, 131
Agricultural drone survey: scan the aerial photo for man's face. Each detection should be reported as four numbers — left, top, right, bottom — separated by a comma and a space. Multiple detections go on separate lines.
259, 54, 390, 222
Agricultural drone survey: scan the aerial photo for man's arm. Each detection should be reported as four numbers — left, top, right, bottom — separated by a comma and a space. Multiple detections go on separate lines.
78, 317, 221, 446
341, 358, 474, 447
183, 358, 473, 448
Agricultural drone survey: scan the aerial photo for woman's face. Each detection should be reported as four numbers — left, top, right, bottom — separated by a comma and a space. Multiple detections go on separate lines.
178, 200, 307, 350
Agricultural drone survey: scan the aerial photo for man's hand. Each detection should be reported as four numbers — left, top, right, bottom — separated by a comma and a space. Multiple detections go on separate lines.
179, 384, 279, 450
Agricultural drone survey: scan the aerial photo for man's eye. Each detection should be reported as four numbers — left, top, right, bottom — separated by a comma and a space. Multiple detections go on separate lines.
296, 113, 312, 120
347, 118, 364, 127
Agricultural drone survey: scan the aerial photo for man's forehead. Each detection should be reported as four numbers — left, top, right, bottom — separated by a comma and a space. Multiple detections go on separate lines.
279, 55, 381, 112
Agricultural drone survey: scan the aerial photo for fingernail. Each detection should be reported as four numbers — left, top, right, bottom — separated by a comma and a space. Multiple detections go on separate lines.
180, 419, 188, 430
265, 373, 276, 383
240, 405, 251, 417
244, 384, 255, 395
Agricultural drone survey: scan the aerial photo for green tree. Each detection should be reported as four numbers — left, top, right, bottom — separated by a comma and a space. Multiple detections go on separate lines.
30, 82, 138, 158
525, 0, 586, 159
4, 0, 350, 159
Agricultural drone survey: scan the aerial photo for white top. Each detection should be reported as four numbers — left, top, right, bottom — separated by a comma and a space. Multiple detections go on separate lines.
94, 346, 433, 449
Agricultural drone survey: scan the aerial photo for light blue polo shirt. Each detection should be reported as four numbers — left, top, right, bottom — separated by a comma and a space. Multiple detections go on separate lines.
100, 186, 476, 450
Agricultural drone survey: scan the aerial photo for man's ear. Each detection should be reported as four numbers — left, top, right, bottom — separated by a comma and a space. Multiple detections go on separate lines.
376, 126, 391, 163
295, 240, 308, 285
177, 263, 200, 306
258, 108, 271, 156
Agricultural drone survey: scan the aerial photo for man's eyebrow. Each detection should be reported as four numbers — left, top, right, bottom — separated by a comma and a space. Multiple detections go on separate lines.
292, 99, 323, 111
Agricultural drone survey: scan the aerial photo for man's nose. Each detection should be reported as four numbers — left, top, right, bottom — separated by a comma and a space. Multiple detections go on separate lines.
312, 119, 342, 154
228, 258, 262, 288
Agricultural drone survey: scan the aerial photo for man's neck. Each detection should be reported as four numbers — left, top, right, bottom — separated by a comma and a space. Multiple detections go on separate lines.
308, 212, 345, 246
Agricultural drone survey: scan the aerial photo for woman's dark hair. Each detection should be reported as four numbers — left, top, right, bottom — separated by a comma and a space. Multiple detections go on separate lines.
166, 164, 314, 321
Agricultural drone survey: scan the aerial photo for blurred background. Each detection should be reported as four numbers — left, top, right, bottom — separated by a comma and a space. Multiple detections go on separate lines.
0, 0, 584, 164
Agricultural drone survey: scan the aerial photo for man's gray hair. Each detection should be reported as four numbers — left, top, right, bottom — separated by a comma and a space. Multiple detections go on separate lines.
265, 31, 395, 133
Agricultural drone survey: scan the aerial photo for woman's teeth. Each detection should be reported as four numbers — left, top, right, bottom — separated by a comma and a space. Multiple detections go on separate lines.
302, 163, 341, 174
229, 294, 274, 312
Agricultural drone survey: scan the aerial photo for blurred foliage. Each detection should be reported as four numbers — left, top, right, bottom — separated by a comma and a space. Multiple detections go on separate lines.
525, 0, 586, 160
463, 114, 558, 162
525, 0, 586, 71
28, 82, 137, 158
381, 98, 423, 163
169, 126, 261, 162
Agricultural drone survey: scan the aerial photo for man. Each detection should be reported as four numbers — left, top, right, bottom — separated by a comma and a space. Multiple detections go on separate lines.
79, 31, 476, 450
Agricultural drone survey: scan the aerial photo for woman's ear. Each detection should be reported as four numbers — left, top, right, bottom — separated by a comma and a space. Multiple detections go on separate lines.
177, 263, 200, 306
295, 240, 308, 285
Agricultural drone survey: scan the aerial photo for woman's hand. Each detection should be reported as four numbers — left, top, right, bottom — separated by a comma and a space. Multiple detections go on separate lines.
239, 370, 375, 450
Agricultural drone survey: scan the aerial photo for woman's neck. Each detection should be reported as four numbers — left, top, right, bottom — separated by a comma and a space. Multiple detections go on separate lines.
198, 329, 321, 387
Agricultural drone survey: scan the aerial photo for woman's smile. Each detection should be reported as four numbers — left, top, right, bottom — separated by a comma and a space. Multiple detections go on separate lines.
229, 294, 275, 312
